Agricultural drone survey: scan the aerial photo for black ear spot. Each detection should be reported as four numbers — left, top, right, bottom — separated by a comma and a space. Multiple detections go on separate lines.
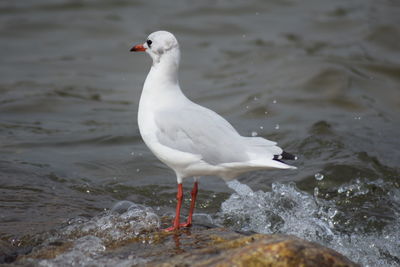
146, 39, 152, 47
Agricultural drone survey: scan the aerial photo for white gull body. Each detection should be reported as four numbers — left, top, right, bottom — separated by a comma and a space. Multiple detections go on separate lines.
135, 31, 296, 185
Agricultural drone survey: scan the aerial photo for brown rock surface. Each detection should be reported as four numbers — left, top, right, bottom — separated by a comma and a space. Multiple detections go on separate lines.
11, 227, 359, 267
146, 229, 359, 267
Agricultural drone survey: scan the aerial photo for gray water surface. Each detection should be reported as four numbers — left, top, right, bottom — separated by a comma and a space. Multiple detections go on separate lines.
0, 0, 399, 265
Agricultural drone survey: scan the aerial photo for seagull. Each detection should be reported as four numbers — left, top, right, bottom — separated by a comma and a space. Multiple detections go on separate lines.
130, 31, 297, 231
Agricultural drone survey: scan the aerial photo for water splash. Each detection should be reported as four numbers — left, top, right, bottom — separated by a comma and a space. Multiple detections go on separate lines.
60, 201, 160, 244
218, 179, 400, 266
315, 173, 324, 181
38, 235, 148, 267
31, 201, 160, 267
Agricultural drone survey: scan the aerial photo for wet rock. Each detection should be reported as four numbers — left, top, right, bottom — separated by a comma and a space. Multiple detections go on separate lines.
0, 240, 17, 264
13, 227, 358, 267
148, 231, 359, 267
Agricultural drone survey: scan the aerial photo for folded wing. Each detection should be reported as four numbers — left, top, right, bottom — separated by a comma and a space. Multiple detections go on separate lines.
154, 104, 288, 166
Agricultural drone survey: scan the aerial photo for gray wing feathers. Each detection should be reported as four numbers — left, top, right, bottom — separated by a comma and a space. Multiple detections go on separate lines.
242, 137, 283, 156
155, 105, 282, 165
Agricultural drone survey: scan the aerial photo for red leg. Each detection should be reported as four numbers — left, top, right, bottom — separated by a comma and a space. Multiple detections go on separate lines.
180, 181, 198, 227
164, 183, 183, 232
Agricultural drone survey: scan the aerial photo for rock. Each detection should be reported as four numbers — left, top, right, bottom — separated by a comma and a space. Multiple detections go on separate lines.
147, 231, 359, 267
11, 227, 359, 267
0, 240, 17, 264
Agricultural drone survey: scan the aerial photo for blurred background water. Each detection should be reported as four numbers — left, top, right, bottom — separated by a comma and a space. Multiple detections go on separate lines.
0, 0, 399, 265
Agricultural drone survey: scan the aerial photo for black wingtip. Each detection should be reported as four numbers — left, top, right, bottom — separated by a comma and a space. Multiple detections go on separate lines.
282, 151, 297, 160
273, 151, 297, 161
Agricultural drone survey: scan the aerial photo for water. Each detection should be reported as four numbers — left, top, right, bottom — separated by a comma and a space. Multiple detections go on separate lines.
32, 202, 159, 267
220, 180, 400, 266
315, 172, 324, 180
1, 0, 399, 265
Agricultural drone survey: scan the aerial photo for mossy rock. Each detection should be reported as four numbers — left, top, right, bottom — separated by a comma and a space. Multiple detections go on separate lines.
148, 232, 359, 267
10, 227, 359, 267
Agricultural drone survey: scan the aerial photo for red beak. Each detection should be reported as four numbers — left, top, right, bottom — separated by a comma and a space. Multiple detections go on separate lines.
130, 44, 146, 52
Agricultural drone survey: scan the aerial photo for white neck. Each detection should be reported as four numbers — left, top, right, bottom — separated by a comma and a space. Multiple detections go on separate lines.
143, 49, 181, 92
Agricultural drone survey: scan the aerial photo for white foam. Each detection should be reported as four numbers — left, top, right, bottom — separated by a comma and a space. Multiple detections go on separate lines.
35, 201, 160, 267
38, 235, 147, 267
217, 179, 400, 266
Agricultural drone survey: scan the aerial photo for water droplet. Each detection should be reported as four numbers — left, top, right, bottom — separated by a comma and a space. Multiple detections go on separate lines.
86, 190, 90, 193
314, 187, 319, 197
251, 131, 258, 137
315, 173, 324, 181
136, 168, 140, 173
259, 126, 264, 130
253, 96, 258, 101
328, 208, 337, 218
130, 152, 135, 156
272, 99, 277, 104
274, 124, 280, 130
246, 105, 249, 109
264, 111, 268, 115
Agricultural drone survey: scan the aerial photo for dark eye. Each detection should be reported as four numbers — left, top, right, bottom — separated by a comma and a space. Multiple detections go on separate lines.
146, 39, 152, 47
